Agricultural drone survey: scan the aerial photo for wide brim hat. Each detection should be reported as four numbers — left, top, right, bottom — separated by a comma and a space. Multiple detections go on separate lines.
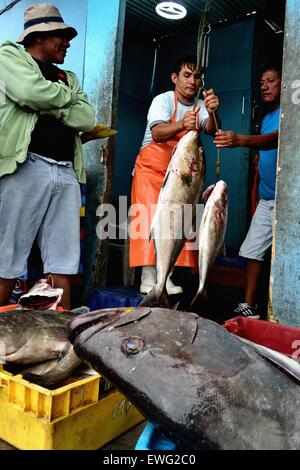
17, 3, 78, 44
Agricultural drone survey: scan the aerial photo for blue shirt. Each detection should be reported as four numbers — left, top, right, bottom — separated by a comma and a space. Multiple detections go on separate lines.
258, 107, 280, 200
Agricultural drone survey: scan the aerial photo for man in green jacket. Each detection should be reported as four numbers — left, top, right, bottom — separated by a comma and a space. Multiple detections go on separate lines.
0, 4, 95, 309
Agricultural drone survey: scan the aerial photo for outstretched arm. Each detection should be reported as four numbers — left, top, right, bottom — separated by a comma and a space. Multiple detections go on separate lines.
214, 130, 278, 150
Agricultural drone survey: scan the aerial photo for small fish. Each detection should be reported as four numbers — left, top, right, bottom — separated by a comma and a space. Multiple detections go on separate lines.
192, 180, 228, 304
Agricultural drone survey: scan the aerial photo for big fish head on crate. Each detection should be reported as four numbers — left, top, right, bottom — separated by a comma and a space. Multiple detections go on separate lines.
68, 306, 300, 450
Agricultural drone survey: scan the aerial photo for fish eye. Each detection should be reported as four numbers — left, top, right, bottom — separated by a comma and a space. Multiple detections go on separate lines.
121, 337, 145, 356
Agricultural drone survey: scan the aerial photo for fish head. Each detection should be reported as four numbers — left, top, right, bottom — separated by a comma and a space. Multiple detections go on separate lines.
68, 308, 300, 451
68, 307, 200, 380
0, 310, 76, 364
214, 180, 228, 208
67, 307, 152, 345
201, 180, 228, 234
206, 180, 228, 209
68, 307, 264, 450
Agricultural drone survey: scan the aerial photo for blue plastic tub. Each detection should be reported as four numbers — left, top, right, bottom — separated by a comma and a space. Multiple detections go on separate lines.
89, 287, 143, 310
135, 422, 177, 451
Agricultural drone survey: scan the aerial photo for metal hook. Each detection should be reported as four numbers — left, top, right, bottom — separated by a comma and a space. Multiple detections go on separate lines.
203, 24, 212, 35
200, 74, 206, 93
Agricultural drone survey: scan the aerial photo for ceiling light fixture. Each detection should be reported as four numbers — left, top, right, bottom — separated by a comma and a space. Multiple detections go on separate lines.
156, 2, 187, 20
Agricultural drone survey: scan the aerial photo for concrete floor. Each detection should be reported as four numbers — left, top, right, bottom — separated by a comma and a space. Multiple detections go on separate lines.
0, 421, 147, 451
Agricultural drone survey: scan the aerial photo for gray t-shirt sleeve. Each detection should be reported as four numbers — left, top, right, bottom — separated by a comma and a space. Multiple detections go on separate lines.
140, 92, 174, 149
148, 92, 174, 129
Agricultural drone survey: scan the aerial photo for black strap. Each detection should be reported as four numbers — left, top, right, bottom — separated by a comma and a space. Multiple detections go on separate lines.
24, 16, 64, 29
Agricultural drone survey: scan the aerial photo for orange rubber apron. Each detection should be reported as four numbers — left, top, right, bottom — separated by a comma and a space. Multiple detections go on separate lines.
129, 92, 198, 268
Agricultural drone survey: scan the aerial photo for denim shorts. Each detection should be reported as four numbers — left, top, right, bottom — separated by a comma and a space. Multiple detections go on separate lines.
239, 199, 275, 261
0, 152, 81, 279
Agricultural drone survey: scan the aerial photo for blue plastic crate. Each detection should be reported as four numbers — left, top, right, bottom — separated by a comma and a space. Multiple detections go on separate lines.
214, 246, 247, 268
135, 422, 177, 451
89, 287, 143, 310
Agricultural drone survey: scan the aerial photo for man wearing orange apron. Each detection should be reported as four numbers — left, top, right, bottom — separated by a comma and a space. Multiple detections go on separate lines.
130, 55, 220, 295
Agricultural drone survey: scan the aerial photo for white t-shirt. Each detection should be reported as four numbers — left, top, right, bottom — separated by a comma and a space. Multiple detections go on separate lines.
141, 91, 209, 149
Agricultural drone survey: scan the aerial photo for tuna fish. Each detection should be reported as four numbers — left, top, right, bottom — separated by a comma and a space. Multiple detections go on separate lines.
140, 130, 205, 307
192, 180, 228, 304
0, 309, 81, 387
68, 307, 300, 450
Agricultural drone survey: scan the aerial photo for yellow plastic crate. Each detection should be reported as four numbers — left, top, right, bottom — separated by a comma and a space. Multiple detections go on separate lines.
0, 365, 144, 450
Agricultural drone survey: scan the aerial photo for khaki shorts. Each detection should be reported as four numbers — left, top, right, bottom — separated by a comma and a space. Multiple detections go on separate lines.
0, 152, 81, 279
239, 199, 275, 261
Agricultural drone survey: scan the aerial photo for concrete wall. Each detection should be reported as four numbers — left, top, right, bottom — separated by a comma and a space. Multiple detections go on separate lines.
270, 0, 300, 326
82, 0, 126, 294
0, 0, 126, 298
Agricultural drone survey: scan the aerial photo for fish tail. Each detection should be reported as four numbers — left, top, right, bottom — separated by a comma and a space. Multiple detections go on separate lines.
139, 286, 171, 308
190, 286, 207, 307
139, 287, 160, 307
160, 287, 171, 308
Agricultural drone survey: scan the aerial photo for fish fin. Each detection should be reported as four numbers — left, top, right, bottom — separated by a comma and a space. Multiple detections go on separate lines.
71, 306, 90, 315
202, 184, 215, 202
139, 286, 171, 308
190, 292, 199, 307
161, 169, 170, 190
22, 359, 59, 383
238, 337, 300, 383
218, 243, 226, 257
112, 308, 152, 328
190, 286, 207, 307
139, 288, 159, 307
22, 347, 81, 388
160, 288, 171, 308
149, 226, 154, 242
191, 320, 198, 344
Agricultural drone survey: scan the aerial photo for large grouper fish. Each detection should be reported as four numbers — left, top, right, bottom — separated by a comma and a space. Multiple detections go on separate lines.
68, 307, 300, 450
0, 309, 82, 387
140, 130, 205, 307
